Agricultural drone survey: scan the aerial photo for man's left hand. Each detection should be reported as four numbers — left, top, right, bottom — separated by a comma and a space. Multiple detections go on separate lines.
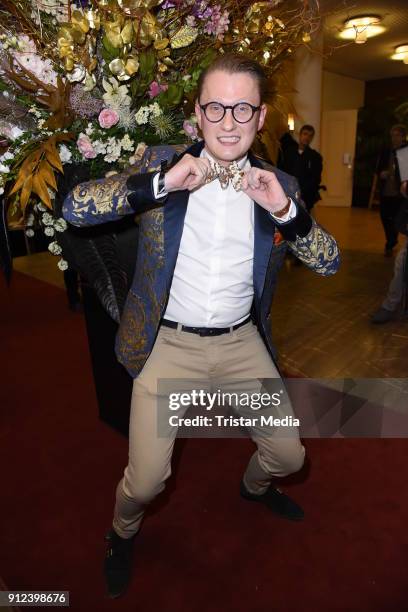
242, 168, 288, 214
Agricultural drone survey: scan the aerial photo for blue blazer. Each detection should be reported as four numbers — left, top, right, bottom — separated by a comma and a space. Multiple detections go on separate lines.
63, 140, 340, 378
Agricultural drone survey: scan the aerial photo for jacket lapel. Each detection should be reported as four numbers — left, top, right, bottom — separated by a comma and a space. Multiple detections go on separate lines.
248, 151, 276, 299
163, 140, 205, 288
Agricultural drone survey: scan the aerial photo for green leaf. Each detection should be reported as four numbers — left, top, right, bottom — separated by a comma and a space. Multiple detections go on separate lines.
159, 83, 184, 109
102, 36, 120, 59
139, 49, 156, 79
101, 47, 113, 63
130, 76, 148, 101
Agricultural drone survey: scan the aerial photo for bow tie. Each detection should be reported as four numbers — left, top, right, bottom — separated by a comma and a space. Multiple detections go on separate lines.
204, 160, 245, 191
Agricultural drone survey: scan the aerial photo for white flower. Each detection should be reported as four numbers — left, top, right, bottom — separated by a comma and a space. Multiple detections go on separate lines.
35, 0, 59, 17
92, 140, 107, 155
120, 134, 134, 152
54, 218, 67, 232
13, 37, 58, 87
42, 212, 54, 226
26, 213, 35, 226
102, 77, 131, 109
0, 35, 18, 50
134, 103, 162, 126
36, 203, 47, 212
55, 2, 69, 22
118, 107, 135, 130
16, 35, 36, 54
0, 151, 13, 162
25, 228, 34, 237
104, 151, 120, 163
59, 144, 72, 164
9, 126, 24, 141
48, 241, 62, 255
150, 102, 162, 118
83, 71, 96, 92
0, 163, 9, 174
85, 123, 94, 136
0, 186, 4, 195
45, 226, 55, 236
67, 65, 86, 84
37, 118, 45, 129
28, 106, 42, 118
57, 258, 69, 271
135, 106, 150, 125
104, 137, 121, 163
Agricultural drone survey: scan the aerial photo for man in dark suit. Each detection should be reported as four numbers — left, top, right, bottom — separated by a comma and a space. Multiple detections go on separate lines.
375, 124, 407, 256
278, 124, 323, 212
63, 54, 340, 599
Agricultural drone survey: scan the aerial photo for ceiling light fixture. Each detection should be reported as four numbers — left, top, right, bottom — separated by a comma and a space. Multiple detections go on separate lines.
339, 15, 385, 44
391, 44, 408, 64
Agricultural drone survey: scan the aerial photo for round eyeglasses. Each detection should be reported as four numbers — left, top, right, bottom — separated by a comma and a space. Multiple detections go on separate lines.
199, 102, 261, 124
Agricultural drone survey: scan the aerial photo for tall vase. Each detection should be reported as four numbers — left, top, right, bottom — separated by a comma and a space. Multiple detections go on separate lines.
54, 163, 139, 437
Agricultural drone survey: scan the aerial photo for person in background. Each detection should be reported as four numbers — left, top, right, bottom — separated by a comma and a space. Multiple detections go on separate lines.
375, 124, 407, 257
277, 124, 323, 213
372, 180, 408, 324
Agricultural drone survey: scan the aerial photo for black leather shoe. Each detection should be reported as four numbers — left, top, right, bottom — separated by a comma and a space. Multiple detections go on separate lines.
240, 480, 304, 521
371, 307, 395, 324
103, 528, 136, 598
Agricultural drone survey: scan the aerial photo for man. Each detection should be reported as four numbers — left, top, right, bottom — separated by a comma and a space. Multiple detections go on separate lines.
63, 54, 340, 599
277, 124, 323, 212
372, 180, 408, 324
376, 124, 407, 257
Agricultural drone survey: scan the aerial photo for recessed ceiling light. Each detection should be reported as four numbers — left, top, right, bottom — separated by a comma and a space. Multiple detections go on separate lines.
391, 44, 408, 64
339, 15, 385, 44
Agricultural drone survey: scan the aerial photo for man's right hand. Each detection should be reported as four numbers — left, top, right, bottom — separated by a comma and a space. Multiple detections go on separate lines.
164, 154, 212, 192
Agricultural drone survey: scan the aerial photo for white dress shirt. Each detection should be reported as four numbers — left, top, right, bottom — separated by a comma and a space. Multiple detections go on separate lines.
153, 148, 296, 327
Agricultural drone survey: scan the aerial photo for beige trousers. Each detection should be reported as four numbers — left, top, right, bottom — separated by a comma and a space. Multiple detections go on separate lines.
112, 321, 305, 538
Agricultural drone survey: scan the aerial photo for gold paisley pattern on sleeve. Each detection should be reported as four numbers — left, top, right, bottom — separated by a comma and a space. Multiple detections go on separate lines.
287, 219, 340, 275
115, 207, 167, 377
115, 291, 150, 373
146, 143, 187, 175
71, 173, 130, 217
62, 156, 148, 226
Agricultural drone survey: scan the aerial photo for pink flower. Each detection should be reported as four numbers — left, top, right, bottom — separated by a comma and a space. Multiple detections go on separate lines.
77, 134, 97, 159
148, 81, 168, 99
203, 5, 229, 39
98, 108, 119, 128
183, 119, 199, 141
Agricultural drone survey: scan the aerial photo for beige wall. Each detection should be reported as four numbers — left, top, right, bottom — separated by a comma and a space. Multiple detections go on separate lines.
292, 46, 323, 150
322, 71, 365, 111
319, 72, 364, 207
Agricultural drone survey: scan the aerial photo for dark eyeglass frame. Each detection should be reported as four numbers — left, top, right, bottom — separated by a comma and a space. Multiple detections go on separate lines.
199, 101, 261, 124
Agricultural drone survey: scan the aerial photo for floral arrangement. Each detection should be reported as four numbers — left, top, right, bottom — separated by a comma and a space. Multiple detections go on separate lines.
0, 0, 320, 270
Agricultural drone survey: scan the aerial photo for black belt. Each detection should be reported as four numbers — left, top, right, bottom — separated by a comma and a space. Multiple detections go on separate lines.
160, 316, 251, 337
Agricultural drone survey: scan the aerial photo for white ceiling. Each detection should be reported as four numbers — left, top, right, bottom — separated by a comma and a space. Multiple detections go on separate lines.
321, 0, 408, 81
